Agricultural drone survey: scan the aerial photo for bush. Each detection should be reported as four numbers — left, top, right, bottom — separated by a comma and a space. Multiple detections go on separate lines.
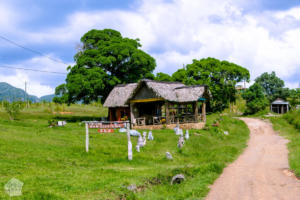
242, 83, 268, 114
283, 110, 300, 130
3, 101, 24, 120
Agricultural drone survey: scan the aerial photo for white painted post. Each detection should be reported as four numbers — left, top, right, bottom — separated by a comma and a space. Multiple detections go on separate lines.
127, 122, 132, 160
85, 123, 89, 152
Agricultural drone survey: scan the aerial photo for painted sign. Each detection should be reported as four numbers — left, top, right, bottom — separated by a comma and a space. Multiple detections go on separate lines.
97, 129, 114, 133
84, 121, 129, 152
88, 122, 126, 129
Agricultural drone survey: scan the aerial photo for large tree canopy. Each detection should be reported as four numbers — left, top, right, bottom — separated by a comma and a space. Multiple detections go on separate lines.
172, 58, 250, 111
58, 29, 156, 104
255, 71, 288, 102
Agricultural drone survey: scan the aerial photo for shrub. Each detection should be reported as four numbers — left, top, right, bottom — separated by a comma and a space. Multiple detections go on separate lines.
283, 110, 300, 130
3, 101, 24, 120
242, 83, 268, 114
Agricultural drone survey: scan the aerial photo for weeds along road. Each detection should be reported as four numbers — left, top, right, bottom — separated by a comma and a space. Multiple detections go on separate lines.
206, 118, 300, 200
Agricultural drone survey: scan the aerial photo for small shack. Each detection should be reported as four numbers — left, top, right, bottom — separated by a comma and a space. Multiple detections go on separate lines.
103, 83, 137, 121
104, 79, 210, 129
271, 98, 289, 114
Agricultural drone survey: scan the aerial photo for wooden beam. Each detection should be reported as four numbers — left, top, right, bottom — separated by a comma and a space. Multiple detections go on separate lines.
130, 98, 164, 103
202, 102, 206, 122
130, 103, 135, 127
194, 102, 198, 122
165, 101, 170, 124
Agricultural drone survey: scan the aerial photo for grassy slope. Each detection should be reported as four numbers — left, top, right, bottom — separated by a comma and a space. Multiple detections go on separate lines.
271, 112, 300, 178
0, 105, 249, 199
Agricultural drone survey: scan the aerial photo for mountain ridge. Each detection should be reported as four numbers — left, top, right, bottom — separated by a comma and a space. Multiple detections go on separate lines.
0, 82, 55, 102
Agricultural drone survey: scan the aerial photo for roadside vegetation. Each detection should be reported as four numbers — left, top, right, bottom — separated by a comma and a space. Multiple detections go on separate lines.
271, 110, 300, 178
0, 104, 249, 199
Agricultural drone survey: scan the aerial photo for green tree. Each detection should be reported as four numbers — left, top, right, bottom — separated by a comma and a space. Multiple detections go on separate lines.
154, 72, 173, 82
172, 58, 250, 111
242, 83, 268, 114
255, 71, 288, 102
288, 88, 300, 108
53, 84, 68, 104
58, 29, 156, 104
3, 101, 24, 120
172, 68, 187, 82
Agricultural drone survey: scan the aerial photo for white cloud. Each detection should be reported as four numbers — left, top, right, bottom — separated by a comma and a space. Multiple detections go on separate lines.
0, 71, 54, 98
0, 56, 71, 97
0, 2, 20, 32
26, 0, 299, 83
2, 0, 300, 98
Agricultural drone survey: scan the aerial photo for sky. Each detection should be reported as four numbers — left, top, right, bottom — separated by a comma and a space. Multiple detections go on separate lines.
0, 0, 300, 97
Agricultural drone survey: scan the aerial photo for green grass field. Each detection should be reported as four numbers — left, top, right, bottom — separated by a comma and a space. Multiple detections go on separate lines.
271, 111, 300, 179
0, 104, 249, 199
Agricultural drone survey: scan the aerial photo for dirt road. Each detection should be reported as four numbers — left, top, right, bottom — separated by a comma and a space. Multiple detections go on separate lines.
206, 118, 300, 200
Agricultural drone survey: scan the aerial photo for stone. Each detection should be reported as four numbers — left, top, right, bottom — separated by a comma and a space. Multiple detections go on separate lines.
185, 130, 189, 140
129, 130, 140, 136
166, 152, 173, 160
128, 140, 132, 160
136, 144, 140, 152
178, 136, 184, 148
148, 131, 154, 140
138, 135, 144, 147
175, 128, 182, 135
171, 174, 185, 185
57, 121, 67, 126
127, 184, 137, 191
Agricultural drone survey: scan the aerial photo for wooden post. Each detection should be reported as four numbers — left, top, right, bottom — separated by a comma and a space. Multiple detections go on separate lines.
165, 101, 170, 124
85, 123, 89, 152
194, 102, 198, 122
202, 102, 206, 122
127, 122, 132, 160
130, 103, 135, 128
270, 104, 272, 113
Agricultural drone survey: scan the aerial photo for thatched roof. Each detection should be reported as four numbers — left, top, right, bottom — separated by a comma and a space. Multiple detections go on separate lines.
271, 98, 289, 105
130, 80, 185, 102
103, 83, 137, 107
174, 85, 206, 102
104, 79, 209, 108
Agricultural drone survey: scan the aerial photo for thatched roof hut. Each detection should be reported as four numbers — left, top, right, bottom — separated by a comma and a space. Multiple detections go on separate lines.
103, 83, 137, 108
271, 98, 289, 114
104, 79, 209, 106
104, 79, 210, 126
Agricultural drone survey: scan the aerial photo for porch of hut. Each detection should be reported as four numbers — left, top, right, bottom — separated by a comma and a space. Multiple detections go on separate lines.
130, 99, 207, 129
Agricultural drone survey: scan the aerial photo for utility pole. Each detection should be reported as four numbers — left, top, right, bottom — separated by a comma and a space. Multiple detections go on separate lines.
24, 81, 26, 103
25, 81, 28, 108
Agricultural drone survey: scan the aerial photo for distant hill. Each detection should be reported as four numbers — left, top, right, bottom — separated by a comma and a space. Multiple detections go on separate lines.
0, 82, 40, 102
40, 94, 56, 102
0, 82, 58, 102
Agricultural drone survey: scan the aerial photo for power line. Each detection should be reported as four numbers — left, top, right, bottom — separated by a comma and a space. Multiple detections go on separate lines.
0, 65, 67, 75
0, 35, 68, 65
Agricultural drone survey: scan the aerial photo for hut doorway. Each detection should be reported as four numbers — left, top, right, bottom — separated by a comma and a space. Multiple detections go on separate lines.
108, 107, 130, 121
